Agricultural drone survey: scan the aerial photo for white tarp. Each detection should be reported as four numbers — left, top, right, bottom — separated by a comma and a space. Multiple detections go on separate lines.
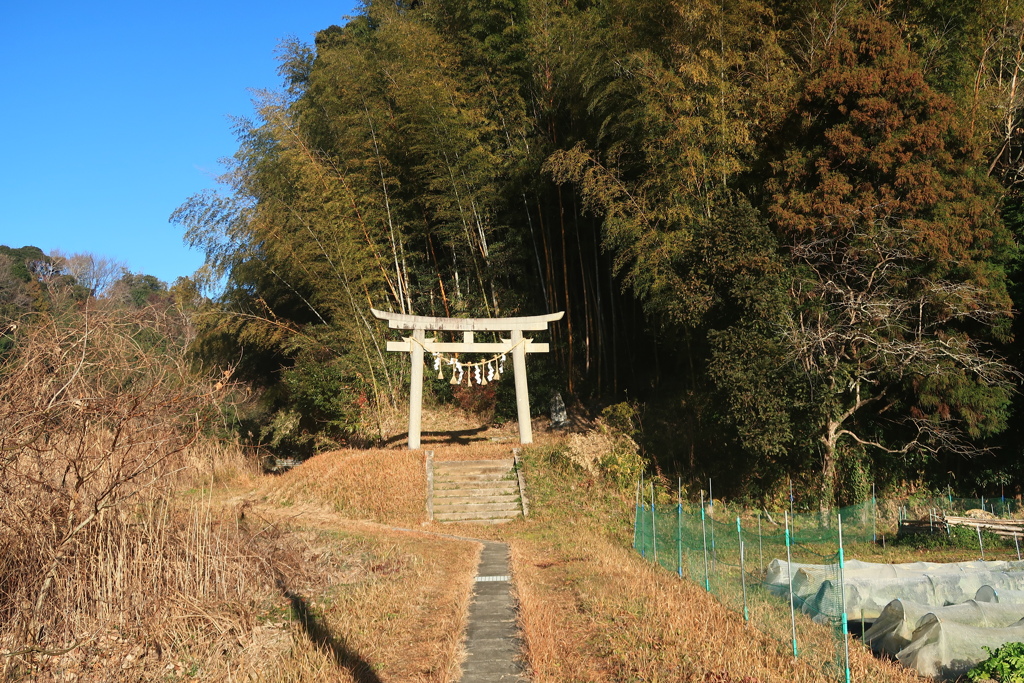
765, 558, 1022, 599
976, 585, 1024, 603
897, 615, 1024, 680
763, 558, 1024, 679
806, 571, 1024, 621
863, 599, 1024, 656
764, 558, 1024, 617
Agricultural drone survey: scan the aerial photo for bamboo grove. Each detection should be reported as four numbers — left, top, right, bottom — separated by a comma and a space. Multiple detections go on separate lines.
172, 0, 1024, 507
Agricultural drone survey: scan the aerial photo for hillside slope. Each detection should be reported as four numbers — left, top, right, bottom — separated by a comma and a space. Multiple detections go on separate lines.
244, 416, 920, 683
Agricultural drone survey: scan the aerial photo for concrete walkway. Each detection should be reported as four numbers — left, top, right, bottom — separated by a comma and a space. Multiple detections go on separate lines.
459, 541, 526, 682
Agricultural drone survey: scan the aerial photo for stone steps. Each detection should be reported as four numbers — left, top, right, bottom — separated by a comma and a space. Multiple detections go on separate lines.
434, 493, 520, 505
434, 509, 521, 522
436, 473, 517, 484
435, 501, 522, 514
431, 458, 523, 524
435, 480, 518, 492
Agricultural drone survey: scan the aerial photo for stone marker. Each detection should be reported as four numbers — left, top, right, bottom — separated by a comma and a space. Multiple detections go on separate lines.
549, 392, 568, 429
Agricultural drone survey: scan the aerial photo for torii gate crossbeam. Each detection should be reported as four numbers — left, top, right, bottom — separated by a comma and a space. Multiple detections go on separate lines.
372, 309, 564, 449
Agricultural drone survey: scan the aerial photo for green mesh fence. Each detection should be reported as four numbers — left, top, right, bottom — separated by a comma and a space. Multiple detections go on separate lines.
634, 501, 853, 683
628, 488, 1024, 682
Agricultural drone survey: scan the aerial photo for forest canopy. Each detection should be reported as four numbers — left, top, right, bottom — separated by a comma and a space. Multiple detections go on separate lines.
172, 0, 1024, 507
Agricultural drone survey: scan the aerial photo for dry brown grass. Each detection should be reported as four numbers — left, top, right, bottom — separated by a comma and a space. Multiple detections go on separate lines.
432, 443, 518, 461
245, 510, 480, 683
507, 446, 925, 683
179, 437, 262, 490
0, 305, 478, 681
256, 448, 429, 526
5, 504, 283, 680
2, 438, 255, 679
2, 438, 479, 682
0, 304, 251, 677
510, 534, 921, 683
5, 501, 479, 682
208, 443, 485, 681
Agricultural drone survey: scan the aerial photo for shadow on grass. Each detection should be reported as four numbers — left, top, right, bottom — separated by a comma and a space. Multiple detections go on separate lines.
278, 581, 384, 683
383, 425, 490, 446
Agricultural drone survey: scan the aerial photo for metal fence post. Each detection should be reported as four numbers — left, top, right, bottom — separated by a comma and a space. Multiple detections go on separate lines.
677, 478, 683, 579
758, 513, 764, 573
639, 473, 646, 558
709, 484, 717, 569
786, 511, 798, 658
651, 483, 658, 566
872, 482, 877, 544
738, 516, 748, 622
701, 490, 710, 592
838, 514, 851, 683
633, 478, 640, 551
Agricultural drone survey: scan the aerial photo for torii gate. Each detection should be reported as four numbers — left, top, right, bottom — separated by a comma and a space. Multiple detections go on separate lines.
371, 309, 564, 449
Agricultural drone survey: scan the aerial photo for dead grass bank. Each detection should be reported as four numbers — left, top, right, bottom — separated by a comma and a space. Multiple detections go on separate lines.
257, 449, 428, 526
248, 511, 479, 683
508, 447, 921, 683
2, 438, 478, 682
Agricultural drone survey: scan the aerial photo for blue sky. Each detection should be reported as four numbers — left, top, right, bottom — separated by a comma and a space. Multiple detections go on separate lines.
0, 0, 358, 286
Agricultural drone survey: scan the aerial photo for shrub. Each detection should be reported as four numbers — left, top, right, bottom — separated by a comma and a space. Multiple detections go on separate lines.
452, 381, 497, 419
0, 303, 225, 653
599, 439, 645, 489
893, 523, 1012, 550
967, 642, 1024, 682
601, 401, 641, 438
597, 404, 645, 489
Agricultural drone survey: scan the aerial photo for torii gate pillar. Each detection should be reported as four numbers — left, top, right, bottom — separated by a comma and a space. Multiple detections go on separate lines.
372, 309, 564, 449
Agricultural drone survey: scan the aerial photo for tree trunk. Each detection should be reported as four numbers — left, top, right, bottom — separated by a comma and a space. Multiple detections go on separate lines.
819, 424, 839, 521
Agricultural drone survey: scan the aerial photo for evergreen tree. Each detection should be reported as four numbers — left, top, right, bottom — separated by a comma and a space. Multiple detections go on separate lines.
764, 11, 1016, 507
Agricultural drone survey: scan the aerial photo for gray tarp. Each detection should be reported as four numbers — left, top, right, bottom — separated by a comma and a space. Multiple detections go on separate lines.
897, 615, 1024, 680
765, 559, 1021, 598
764, 558, 1024, 618
975, 585, 1024, 603
806, 571, 1024, 621
863, 599, 1024, 656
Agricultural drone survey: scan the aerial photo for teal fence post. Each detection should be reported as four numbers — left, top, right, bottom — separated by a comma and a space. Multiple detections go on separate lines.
639, 473, 647, 558
738, 516, 749, 622
644, 502, 649, 558
708, 482, 716, 570
701, 491, 710, 592
786, 511, 798, 657
872, 482, 877, 544
641, 500, 647, 559
757, 513, 764, 573
838, 513, 851, 683
677, 478, 683, 579
633, 479, 640, 551
651, 483, 658, 567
